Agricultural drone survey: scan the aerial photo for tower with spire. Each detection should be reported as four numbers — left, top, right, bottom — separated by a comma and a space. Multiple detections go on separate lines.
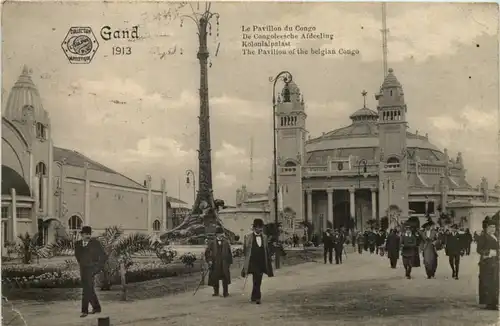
274, 80, 307, 230
376, 68, 409, 221
4, 65, 55, 227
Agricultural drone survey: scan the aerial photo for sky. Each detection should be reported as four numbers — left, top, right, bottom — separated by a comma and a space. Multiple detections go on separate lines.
2, 2, 499, 205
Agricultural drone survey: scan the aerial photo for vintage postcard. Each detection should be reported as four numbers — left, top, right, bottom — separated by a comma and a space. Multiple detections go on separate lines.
1, 1, 499, 325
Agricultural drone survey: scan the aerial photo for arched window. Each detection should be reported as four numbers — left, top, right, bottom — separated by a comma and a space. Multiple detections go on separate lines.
68, 215, 83, 239
36, 162, 47, 210
284, 161, 297, 167
36, 122, 47, 140
387, 157, 400, 164
36, 162, 47, 176
153, 220, 161, 231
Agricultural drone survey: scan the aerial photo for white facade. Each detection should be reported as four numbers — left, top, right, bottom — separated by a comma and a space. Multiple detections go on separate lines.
268, 68, 500, 235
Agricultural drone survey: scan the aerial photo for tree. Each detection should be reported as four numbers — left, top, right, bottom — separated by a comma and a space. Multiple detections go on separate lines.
298, 220, 313, 240
263, 222, 286, 258
45, 226, 162, 300
15, 232, 44, 264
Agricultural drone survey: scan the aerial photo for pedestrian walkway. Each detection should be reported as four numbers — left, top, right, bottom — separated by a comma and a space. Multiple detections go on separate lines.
10, 252, 498, 326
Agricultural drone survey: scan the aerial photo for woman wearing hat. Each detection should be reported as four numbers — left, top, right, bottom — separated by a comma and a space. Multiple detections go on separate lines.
477, 218, 499, 310
421, 220, 439, 279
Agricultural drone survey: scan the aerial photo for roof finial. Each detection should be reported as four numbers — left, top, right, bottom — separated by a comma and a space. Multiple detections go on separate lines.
22, 65, 32, 76
361, 90, 367, 108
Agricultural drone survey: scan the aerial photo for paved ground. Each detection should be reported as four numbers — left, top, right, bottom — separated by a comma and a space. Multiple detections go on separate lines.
6, 250, 499, 326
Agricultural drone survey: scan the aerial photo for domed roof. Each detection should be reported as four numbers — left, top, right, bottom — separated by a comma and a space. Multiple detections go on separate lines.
4, 65, 48, 123
306, 105, 444, 165
381, 68, 402, 89
348, 90, 378, 123
2, 165, 31, 196
349, 107, 378, 120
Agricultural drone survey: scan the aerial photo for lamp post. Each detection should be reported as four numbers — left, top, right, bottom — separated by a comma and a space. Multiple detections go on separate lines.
185, 169, 196, 206
54, 158, 66, 220
269, 71, 293, 270
357, 159, 368, 230
179, 3, 220, 223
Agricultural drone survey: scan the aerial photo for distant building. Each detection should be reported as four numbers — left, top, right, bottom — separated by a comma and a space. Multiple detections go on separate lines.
218, 185, 270, 240
227, 68, 500, 236
1, 66, 188, 252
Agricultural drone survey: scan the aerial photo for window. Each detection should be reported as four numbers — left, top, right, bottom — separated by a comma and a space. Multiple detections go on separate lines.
2, 221, 8, 242
1, 207, 9, 219
16, 207, 31, 219
153, 220, 161, 231
36, 162, 47, 176
427, 202, 435, 214
387, 157, 399, 164
409, 202, 426, 215
68, 215, 83, 238
36, 162, 47, 210
36, 122, 47, 140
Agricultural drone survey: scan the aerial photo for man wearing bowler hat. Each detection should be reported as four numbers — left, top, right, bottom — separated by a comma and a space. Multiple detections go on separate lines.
445, 224, 464, 280
241, 218, 274, 304
205, 226, 233, 297
75, 226, 108, 317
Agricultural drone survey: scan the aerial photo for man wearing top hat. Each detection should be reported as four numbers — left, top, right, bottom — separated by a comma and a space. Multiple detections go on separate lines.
205, 226, 233, 297
445, 224, 463, 280
322, 228, 334, 264
74, 226, 108, 317
241, 218, 274, 304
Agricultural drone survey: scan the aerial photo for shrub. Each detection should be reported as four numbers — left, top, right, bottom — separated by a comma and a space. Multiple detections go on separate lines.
179, 252, 197, 268
231, 248, 244, 258
1, 261, 201, 289
156, 247, 177, 264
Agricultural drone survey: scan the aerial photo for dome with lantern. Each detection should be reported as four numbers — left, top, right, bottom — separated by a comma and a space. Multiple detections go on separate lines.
4, 65, 50, 124
305, 69, 448, 169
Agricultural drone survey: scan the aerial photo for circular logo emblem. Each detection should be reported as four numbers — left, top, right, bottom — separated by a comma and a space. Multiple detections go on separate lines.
62, 27, 100, 64
67, 35, 93, 55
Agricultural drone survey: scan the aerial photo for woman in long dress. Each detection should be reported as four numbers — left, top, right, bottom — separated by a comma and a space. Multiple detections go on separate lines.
477, 219, 499, 310
421, 223, 439, 279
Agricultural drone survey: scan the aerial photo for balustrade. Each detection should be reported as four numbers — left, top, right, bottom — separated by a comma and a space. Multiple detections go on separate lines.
384, 163, 400, 170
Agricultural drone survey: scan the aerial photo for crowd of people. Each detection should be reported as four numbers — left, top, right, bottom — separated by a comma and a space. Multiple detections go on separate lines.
71, 216, 497, 317
346, 216, 498, 311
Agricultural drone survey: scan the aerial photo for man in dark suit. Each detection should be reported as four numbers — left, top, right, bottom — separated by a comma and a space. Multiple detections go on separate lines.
386, 228, 400, 268
333, 229, 345, 264
205, 226, 233, 297
322, 228, 334, 264
445, 224, 463, 279
75, 226, 107, 318
241, 218, 274, 304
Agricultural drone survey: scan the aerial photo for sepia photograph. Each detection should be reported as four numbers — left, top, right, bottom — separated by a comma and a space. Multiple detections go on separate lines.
1, 1, 499, 325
